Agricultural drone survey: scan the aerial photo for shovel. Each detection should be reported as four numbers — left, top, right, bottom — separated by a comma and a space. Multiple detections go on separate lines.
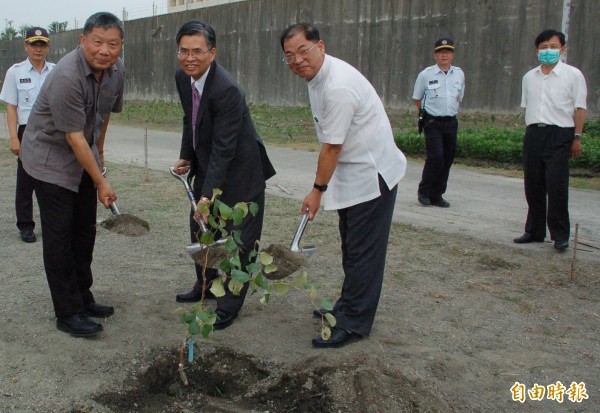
99, 167, 150, 236
262, 211, 316, 280
169, 166, 228, 266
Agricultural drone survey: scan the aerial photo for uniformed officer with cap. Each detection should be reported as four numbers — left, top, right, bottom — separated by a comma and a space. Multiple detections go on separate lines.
412, 37, 465, 208
0, 27, 55, 242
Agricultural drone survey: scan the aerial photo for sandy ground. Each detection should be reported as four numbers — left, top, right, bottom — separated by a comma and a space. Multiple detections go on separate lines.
0, 139, 599, 412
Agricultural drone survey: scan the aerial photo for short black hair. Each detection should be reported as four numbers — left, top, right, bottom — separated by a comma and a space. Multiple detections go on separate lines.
280, 23, 320, 50
83, 12, 124, 39
535, 29, 566, 48
176, 20, 217, 49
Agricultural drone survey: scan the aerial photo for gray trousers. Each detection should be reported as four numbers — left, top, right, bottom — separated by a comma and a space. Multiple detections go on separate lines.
333, 174, 397, 336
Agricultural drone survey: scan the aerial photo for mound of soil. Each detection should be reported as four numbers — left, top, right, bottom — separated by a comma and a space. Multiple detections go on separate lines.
262, 243, 309, 280
94, 346, 449, 412
100, 214, 150, 236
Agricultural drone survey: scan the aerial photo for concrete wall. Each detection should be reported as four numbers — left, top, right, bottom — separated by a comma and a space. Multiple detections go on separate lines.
1, 0, 597, 114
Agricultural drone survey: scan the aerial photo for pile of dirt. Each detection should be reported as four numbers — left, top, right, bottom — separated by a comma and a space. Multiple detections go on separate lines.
100, 213, 150, 236
93, 346, 449, 412
262, 243, 309, 280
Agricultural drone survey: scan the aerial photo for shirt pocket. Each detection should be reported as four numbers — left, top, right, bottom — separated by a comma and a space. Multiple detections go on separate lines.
426, 83, 441, 98
17, 83, 36, 104
97, 93, 119, 115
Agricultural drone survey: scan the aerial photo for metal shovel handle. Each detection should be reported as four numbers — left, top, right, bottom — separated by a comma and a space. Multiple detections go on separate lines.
101, 167, 120, 216
169, 166, 210, 234
290, 211, 310, 252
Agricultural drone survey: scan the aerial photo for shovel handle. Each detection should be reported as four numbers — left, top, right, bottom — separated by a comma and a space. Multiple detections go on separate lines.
169, 166, 210, 234
101, 167, 120, 216
290, 211, 310, 252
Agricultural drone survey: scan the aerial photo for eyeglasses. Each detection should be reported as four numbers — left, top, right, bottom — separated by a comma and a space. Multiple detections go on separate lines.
177, 48, 213, 59
282, 42, 317, 65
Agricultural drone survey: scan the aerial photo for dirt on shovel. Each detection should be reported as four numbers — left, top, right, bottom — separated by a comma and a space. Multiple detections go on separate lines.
262, 243, 309, 280
100, 214, 150, 237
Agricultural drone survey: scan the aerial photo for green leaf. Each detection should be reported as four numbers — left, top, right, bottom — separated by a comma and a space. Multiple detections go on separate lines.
210, 278, 226, 297
228, 279, 244, 295
201, 324, 213, 339
260, 292, 270, 305
233, 202, 249, 216
263, 263, 277, 274
258, 251, 273, 266
319, 299, 334, 311
229, 254, 241, 269
310, 286, 318, 300
253, 272, 269, 289
175, 307, 187, 316
218, 203, 232, 220
188, 320, 201, 336
231, 269, 250, 284
232, 229, 243, 245
321, 326, 331, 340
211, 188, 223, 198
293, 271, 308, 288
324, 313, 337, 327
271, 281, 289, 295
249, 202, 259, 216
246, 261, 259, 275
219, 258, 232, 273
232, 208, 244, 226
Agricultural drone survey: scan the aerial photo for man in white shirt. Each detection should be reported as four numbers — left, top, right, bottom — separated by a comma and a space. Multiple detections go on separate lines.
0, 27, 54, 243
513, 29, 587, 251
280, 23, 407, 348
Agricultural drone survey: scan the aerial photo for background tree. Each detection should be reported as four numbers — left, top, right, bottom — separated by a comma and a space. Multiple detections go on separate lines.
1, 21, 18, 41
48, 21, 68, 34
18, 25, 33, 39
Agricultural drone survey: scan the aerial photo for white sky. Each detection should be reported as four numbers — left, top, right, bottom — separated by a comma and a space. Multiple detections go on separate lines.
2, 0, 166, 33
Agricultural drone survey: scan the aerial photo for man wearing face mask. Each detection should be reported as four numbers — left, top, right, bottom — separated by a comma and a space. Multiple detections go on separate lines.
513, 29, 587, 252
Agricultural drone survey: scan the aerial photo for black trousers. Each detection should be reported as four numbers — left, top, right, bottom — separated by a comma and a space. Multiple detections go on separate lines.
334, 175, 397, 337
33, 173, 97, 318
522, 125, 573, 242
16, 125, 35, 232
418, 117, 458, 200
189, 184, 265, 316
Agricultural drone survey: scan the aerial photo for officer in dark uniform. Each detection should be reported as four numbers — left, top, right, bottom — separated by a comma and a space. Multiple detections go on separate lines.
412, 38, 465, 208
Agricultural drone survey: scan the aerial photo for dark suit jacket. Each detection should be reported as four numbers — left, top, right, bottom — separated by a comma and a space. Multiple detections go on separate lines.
176, 61, 275, 206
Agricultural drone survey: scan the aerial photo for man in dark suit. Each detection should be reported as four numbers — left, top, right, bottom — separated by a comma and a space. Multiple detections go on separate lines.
172, 20, 275, 330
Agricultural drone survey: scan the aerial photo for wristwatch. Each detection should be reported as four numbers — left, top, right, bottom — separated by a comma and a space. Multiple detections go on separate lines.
313, 182, 328, 192
574, 133, 582, 139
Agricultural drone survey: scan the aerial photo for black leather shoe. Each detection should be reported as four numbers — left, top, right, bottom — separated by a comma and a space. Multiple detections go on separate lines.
430, 197, 450, 208
312, 327, 362, 349
213, 309, 237, 330
513, 233, 544, 244
20, 229, 36, 243
554, 240, 569, 251
312, 308, 334, 318
57, 314, 103, 337
176, 280, 216, 302
85, 302, 114, 318
417, 193, 431, 206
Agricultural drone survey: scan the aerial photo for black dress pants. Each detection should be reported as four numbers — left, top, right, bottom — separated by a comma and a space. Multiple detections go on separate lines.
33, 173, 97, 318
16, 125, 35, 232
334, 174, 397, 337
418, 117, 458, 200
523, 125, 573, 242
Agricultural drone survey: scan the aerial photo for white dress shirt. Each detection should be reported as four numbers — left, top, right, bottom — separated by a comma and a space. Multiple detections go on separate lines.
521, 60, 587, 127
307, 55, 406, 210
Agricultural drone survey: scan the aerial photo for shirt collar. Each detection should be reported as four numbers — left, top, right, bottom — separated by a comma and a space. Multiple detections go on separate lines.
25, 58, 50, 73
537, 59, 563, 76
307, 54, 330, 88
434, 64, 454, 74
191, 66, 210, 93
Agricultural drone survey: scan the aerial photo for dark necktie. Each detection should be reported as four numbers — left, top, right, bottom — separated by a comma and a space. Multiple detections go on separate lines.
192, 84, 200, 149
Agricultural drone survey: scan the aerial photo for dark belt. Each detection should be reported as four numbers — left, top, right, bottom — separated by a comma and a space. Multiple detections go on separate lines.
528, 123, 558, 128
428, 115, 456, 121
